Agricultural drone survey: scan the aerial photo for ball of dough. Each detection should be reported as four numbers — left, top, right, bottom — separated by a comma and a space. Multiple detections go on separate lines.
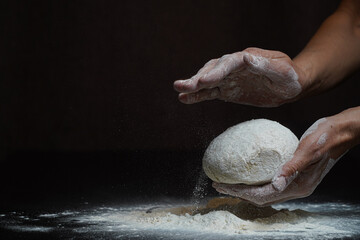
203, 119, 299, 185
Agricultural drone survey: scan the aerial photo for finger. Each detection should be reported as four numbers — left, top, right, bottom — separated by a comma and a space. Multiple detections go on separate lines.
213, 185, 229, 195
173, 59, 217, 93
273, 153, 302, 191
212, 182, 230, 191
198, 59, 218, 73
272, 167, 299, 192
231, 184, 279, 206
213, 182, 280, 206
275, 118, 330, 189
243, 53, 269, 74
275, 139, 328, 193
259, 194, 299, 206
178, 88, 220, 104
199, 53, 245, 88
173, 79, 198, 93
212, 182, 238, 196
213, 182, 302, 206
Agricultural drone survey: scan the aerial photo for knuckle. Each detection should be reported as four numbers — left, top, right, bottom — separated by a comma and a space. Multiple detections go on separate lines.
283, 164, 299, 177
228, 53, 241, 63
219, 54, 230, 62
233, 51, 243, 57
205, 59, 217, 66
198, 77, 208, 85
209, 59, 217, 64
313, 150, 324, 161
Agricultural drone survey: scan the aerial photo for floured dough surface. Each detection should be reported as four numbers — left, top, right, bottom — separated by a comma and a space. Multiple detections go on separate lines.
203, 119, 299, 185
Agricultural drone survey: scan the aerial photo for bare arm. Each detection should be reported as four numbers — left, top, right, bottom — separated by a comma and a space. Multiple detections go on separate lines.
173, 0, 360, 205
174, 0, 360, 105
295, 0, 360, 97
212, 1, 360, 206
213, 106, 360, 206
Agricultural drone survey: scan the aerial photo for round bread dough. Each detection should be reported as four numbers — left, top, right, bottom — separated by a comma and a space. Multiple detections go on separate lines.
203, 119, 299, 185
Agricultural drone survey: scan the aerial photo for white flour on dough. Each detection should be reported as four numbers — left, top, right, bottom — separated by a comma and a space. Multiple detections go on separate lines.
203, 119, 299, 184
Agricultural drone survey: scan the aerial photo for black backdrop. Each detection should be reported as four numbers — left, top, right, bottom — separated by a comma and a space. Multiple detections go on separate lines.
1, 0, 360, 207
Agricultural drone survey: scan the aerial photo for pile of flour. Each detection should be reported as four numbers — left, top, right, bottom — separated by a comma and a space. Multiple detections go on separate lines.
132, 197, 340, 235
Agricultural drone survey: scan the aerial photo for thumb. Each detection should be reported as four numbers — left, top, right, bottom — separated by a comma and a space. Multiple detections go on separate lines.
243, 53, 298, 83
271, 151, 303, 192
243, 53, 271, 75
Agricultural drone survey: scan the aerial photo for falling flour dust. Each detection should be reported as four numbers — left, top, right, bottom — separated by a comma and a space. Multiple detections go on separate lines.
191, 170, 209, 211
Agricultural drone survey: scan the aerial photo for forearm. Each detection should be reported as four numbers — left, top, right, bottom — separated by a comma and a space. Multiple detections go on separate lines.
333, 106, 360, 150
294, 0, 360, 97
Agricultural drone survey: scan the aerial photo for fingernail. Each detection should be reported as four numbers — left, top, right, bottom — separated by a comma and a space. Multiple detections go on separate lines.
272, 171, 298, 192
272, 176, 287, 192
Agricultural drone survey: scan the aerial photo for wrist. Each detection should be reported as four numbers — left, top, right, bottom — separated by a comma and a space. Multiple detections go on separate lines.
341, 106, 360, 146
331, 106, 360, 148
292, 51, 323, 99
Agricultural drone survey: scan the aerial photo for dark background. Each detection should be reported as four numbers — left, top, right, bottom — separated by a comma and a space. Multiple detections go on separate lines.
1, 0, 359, 207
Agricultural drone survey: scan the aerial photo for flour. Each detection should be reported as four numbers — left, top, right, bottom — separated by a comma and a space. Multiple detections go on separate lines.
2, 199, 358, 239
203, 119, 299, 185
300, 118, 327, 141
246, 54, 269, 72
134, 197, 341, 235
317, 132, 328, 146
191, 170, 209, 211
244, 53, 302, 99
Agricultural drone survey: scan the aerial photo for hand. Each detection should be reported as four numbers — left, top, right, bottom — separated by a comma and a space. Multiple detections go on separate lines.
174, 48, 306, 107
212, 108, 359, 206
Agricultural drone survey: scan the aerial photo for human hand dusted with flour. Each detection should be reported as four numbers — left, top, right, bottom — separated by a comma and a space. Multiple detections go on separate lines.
210, 0, 360, 205
174, 48, 305, 107
213, 107, 360, 206
174, 0, 360, 205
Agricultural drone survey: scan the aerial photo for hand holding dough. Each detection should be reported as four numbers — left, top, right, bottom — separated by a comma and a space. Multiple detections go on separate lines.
212, 111, 355, 206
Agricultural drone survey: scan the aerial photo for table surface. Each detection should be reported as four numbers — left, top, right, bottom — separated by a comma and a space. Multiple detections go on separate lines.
1, 196, 360, 240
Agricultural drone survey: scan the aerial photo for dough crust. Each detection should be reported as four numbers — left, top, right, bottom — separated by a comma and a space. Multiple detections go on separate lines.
203, 119, 299, 185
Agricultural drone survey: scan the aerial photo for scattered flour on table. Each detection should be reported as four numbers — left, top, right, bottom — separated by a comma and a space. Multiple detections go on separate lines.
130, 197, 342, 235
